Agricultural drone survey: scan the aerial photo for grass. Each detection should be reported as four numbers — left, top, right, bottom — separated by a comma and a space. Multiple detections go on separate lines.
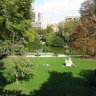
0, 57, 96, 96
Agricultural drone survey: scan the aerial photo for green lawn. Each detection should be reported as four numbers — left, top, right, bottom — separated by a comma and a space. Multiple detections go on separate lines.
1, 57, 96, 96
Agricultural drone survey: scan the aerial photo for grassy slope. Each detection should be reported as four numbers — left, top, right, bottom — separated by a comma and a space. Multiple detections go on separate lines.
2, 57, 96, 95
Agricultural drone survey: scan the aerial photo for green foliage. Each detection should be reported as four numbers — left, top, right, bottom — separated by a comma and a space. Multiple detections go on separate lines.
0, 0, 34, 54
34, 28, 46, 35
0, 0, 33, 31
31, 39, 42, 50
46, 46, 66, 53
45, 32, 54, 46
0, 39, 26, 55
46, 26, 53, 33
24, 29, 36, 43
0, 40, 11, 54
2, 57, 33, 82
51, 37, 65, 47
0, 16, 4, 27
26, 38, 42, 51
64, 19, 79, 32
42, 46, 51, 52
24, 29, 42, 51
59, 19, 79, 43
44, 26, 54, 46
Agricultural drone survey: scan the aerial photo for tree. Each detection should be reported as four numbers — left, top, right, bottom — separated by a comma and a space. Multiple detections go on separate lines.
51, 37, 65, 47
58, 19, 79, 46
2, 57, 33, 84
45, 33, 54, 46
70, 0, 96, 55
45, 26, 54, 46
80, 0, 96, 16
80, 0, 96, 55
34, 28, 46, 35
0, 0, 34, 54
46, 26, 53, 33
28, 38, 42, 51
70, 24, 88, 53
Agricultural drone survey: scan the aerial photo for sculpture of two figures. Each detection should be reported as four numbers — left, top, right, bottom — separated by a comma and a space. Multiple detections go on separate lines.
65, 57, 75, 67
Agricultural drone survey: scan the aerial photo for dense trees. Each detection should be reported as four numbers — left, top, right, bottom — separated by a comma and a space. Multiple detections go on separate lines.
80, 0, 96, 16
0, 0, 34, 54
0, 0, 95, 55
0, 0, 33, 38
0, 0, 35, 85
58, 19, 79, 45
45, 26, 65, 47
44, 26, 54, 46
51, 37, 65, 47
70, 0, 96, 55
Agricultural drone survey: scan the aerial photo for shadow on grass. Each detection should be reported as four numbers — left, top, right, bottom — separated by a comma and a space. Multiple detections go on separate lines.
0, 61, 24, 96
1, 58, 96, 96
79, 70, 96, 87
0, 60, 32, 96
0, 60, 7, 94
31, 71, 96, 96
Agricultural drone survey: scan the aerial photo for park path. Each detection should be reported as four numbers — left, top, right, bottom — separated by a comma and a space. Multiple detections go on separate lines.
8, 53, 69, 57
26, 54, 69, 57
8, 53, 86, 58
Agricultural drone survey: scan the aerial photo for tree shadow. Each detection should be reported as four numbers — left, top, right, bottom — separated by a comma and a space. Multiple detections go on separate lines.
0, 61, 25, 96
0, 60, 33, 96
0, 60, 8, 94
1, 90, 22, 96
0, 53, 8, 60
1, 58, 96, 96
79, 70, 96, 87
31, 71, 96, 96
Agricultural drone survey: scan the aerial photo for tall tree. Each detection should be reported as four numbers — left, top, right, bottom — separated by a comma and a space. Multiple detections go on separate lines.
58, 19, 79, 45
0, 0, 34, 54
70, 0, 96, 55
45, 26, 54, 46
51, 36, 65, 47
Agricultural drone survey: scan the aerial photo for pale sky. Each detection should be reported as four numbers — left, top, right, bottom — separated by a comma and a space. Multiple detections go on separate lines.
34, 0, 84, 24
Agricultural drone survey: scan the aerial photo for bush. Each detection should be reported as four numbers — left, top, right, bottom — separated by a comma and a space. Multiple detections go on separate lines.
35, 53, 41, 56
51, 37, 65, 47
2, 57, 33, 83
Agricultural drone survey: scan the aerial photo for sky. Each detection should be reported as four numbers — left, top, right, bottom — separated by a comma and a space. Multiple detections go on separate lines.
34, 0, 85, 24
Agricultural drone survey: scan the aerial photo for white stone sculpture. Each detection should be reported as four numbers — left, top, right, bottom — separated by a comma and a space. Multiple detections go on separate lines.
65, 58, 74, 67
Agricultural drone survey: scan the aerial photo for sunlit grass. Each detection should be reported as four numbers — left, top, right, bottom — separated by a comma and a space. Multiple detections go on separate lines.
3, 57, 96, 95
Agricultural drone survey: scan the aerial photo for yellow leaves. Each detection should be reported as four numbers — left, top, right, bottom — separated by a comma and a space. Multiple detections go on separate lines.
24, 29, 36, 43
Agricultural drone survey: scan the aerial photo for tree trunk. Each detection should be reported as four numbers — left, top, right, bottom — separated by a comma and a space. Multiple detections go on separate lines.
92, 47, 95, 56
16, 78, 19, 85
16, 73, 19, 85
11, 30, 15, 55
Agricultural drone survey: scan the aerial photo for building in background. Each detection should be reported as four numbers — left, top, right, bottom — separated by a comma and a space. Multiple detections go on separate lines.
51, 24, 59, 33
32, 12, 43, 29
47, 24, 59, 33
65, 16, 80, 22
47, 16, 80, 33
58, 16, 80, 27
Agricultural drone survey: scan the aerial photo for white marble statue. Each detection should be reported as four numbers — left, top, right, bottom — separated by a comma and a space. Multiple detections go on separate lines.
65, 58, 74, 67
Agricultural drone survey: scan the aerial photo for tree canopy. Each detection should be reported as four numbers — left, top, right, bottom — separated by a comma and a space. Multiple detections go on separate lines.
70, 0, 96, 55
0, 0, 35, 54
